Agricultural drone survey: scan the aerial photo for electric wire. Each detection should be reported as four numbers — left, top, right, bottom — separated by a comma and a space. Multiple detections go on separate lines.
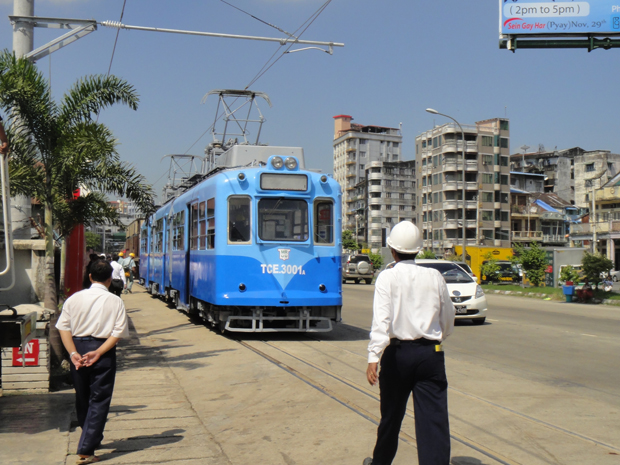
219, 0, 297, 39
106, 0, 128, 76
244, 0, 333, 90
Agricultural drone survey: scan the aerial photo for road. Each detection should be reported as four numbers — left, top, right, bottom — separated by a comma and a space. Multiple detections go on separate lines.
113, 285, 620, 465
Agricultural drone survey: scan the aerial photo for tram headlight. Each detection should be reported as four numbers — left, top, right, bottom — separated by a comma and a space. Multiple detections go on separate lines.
284, 157, 297, 170
319, 284, 326, 292
320, 175, 328, 183
271, 156, 284, 169
239, 283, 246, 292
238, 172, 246, 181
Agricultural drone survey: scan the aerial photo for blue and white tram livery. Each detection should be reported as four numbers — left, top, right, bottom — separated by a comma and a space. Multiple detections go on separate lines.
140, 145, 342, 332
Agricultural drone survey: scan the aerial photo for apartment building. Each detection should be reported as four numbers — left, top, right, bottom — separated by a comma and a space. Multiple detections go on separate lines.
509, 147, 620, 209
332, 115, 403, 242
415, 118, 511, 256
351, 160, 416, 252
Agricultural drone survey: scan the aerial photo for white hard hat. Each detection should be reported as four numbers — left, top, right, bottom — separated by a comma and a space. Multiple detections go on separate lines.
386, 221, 422, 254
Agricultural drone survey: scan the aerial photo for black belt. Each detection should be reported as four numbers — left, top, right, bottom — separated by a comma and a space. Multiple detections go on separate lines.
73, 336, 107, 342
390, 338, 440, 346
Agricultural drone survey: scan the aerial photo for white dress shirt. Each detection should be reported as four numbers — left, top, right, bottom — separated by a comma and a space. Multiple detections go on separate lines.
56, 283, 129, 339
111, 260, 126, 286
368, 260, 455, 363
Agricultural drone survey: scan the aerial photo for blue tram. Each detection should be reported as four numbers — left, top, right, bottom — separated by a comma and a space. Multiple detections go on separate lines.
140, 145, 342, 332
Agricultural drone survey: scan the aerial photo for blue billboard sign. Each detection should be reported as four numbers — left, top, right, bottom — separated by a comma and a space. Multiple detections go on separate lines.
500, 1, 620, 36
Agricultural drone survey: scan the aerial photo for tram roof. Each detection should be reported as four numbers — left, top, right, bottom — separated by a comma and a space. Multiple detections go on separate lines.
215, 145, 305, 169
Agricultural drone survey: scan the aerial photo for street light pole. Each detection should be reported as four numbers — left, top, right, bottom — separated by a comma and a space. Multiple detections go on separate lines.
426, 108, 467, 263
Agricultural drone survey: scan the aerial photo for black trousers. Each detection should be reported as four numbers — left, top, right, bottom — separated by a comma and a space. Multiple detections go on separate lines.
372, 340, 450, 465
70, 337, 117, 456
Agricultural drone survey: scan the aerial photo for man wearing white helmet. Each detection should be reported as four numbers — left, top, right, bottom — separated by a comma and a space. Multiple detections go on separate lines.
364, 221, 455, 465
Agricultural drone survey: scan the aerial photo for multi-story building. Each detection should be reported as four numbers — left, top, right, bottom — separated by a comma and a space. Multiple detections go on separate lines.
415, 118, 511, 256
351, 160, 416, 252
332, 115, 403, 242
509, 147, 620, 209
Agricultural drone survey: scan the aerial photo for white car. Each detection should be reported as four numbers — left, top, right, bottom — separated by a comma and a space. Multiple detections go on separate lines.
416, 259, 488, 325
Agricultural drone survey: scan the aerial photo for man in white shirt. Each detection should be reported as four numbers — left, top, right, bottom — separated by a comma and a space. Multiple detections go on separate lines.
364, 221, 455, 465
56, 260, 129, 464
109, 253, 126, 297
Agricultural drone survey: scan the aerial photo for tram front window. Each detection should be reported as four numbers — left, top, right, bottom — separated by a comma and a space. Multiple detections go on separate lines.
258, 198, 308, 242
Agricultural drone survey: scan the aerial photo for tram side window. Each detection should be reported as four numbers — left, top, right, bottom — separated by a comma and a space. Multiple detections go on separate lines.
140, 236, 147, 254
155, 219, 164, 253
191, 203, 198, 250
172, 211, 185, 251
258, 198, 308, 242
228, 196, 251, 243
199, 201, 207, 250
207, 198, 215, 249
314, 200, 334, 244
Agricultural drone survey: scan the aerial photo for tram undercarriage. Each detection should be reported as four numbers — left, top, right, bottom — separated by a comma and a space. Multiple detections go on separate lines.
151, 284, 340, 333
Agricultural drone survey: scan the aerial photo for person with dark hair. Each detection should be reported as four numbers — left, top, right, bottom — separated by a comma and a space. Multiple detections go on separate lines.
364, 221, 455, 465
109, 253, 125, 297
82, 253, 100, 290
56, 259, 129, 464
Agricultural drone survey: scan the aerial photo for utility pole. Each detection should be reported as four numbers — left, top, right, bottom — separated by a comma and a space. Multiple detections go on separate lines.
10, 0, 34, 239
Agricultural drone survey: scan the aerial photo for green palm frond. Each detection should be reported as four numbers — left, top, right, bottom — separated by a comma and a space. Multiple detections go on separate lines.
60, 75, 139, 125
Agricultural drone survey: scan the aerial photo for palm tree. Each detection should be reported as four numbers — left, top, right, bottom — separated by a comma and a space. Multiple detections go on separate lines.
0, 50, 155, 364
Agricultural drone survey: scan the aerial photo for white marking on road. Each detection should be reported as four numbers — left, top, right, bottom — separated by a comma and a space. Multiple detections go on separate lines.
487, 319, 499, 322
581, 333, 598, 338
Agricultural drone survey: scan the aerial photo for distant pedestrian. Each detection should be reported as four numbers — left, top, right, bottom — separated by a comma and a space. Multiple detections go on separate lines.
56, 260, 129, 464
364, 221, 455, 465
118, 252, 136, 294
109, 253, 126, 297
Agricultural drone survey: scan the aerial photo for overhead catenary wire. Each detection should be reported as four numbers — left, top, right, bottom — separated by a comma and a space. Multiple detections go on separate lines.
106, 0, 128, 77
219, 0, 297, 39
244, 0, 333, 90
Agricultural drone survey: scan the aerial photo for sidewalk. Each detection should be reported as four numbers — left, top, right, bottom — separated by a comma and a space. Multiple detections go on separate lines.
0, 292, 231, 465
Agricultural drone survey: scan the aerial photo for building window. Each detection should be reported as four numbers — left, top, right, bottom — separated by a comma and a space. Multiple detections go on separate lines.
500, 138, 509, 149
482, 154, 493, 165
393, 154, 399, 161
482, 173, 493, 184
586, 163, 595, 172
481, 136, 493, 147
501, 156, 509, 167
500, 175, 509, 185
500, 121, 509, 131
359, 164, 364, 171
482, 211, 493, 221
360, 139, 368, 145
360, 152, 366, 158
482, 192, 493, 203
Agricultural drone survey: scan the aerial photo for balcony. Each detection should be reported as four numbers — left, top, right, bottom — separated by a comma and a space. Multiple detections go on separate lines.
443, 200, 458, 210
346, 147, 356, 152
465, 182, 478, 190
543, 234, 569, 243
368, 185, 383, 193
466, 200, 477, 208
368, 172, 382, 180
596, 187, 620, 202
512, 231, 543, 241
346, 173, 356, 178
570, 221, 620, 235
443, 181, 459, 191
346, 159, 356, 165
443, 220, 459, 229
465, 160, 478, 171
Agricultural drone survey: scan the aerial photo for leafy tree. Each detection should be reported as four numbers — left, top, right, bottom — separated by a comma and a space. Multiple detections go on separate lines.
480, 252, 500, 283
559, 265, 580, 285
513, 242, 547, 287
85, 231, 101, 250
443, 253, 460, 262
368, 252, 383, 270
0, 51, 155, 364
417, 249, 436, 259
342, 230, 359, 251
582, 252, 613, 288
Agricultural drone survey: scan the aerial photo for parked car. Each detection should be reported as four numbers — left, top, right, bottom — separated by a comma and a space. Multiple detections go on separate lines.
342, 254, 375, 284
415, 259, 487, 324
454, 261, 476, 280
480, 260, 520, 284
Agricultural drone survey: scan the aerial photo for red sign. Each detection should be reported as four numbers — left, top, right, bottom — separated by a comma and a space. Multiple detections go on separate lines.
12, 339, 40, 366
546, 265, 553, 273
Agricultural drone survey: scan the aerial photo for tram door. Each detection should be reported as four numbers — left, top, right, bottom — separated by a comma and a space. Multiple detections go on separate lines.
187, 201, 198, 308
167, 215, 173, 287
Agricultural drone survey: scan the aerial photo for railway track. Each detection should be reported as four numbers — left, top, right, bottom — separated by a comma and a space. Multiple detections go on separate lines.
233, 336, 620, 465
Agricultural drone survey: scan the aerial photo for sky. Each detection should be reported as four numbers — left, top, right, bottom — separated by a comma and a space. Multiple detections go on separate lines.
1, 0, 619, 203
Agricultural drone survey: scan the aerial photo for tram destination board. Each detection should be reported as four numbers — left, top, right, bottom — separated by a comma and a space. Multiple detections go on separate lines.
500, 0, 620, 37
